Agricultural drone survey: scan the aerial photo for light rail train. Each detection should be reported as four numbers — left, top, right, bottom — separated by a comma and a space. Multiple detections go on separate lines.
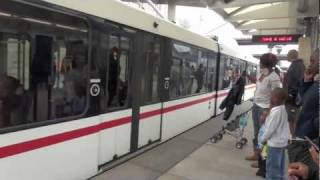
0, 0, 258, 179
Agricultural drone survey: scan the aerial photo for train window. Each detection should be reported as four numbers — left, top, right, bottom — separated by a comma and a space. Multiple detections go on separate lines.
0, 36, 31, 90
170, 42, 207, 99
219, 54, 246, 90
0, 1, 89, 129
107, 34, 130, 109
207, 52, 218, 92
218, 55, 232, 90
234, 59, 246, 80
141, 35, 160, 104
218, 55, 246, 90
169, 58, 182, 98
195, 51, 207, 94
246, 63, 257, 84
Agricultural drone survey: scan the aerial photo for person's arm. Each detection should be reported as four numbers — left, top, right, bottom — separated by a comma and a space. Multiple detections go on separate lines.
261, 110, 281, 144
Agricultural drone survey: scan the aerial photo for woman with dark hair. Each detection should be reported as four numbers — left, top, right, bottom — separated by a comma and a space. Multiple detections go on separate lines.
108, 47, 121, 106
245, 53, 282, 170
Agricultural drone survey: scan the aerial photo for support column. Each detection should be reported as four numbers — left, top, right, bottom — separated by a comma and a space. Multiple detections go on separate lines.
300, 17, 319, 66
298, 37, 312, 66
310, 17, 319, 51
168, 1, 176, 22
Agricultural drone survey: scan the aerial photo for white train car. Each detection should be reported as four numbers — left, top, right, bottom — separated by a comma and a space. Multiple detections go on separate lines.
0, 0, 258, 179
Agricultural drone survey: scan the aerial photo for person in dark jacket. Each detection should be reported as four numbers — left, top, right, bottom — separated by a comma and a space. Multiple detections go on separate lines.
108, 47, 121, 106
195, 64, 205, 93
219, 71, 246, 120
284, 50, 305, 134
295, 49, 319, 139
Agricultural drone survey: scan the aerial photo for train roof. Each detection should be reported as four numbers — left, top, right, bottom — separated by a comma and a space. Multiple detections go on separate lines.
218, 39, 259, 64
42, 0, 219, 51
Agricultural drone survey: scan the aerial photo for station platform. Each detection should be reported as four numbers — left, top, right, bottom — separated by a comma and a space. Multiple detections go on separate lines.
89, 101, 262, 180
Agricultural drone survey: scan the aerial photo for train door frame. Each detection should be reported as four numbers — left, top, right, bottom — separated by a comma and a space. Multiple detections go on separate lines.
129, 31, 143, 152
130, 32, 168, 152
106, 28, 138, 153
214, 43, 221, 117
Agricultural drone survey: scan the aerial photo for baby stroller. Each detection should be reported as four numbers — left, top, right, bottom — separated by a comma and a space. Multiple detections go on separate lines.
210, 111, 249, 149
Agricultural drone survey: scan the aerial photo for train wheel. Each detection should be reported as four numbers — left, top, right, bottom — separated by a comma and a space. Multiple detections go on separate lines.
236, 142, 243, 149
221, 129, 226, 135
210, 137, 218, 143
240, 138, 248, 145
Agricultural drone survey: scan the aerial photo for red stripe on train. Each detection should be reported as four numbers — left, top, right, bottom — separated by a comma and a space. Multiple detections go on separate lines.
0, 94, 217, 159
163, 95, 214, 114
0, 116, 133, 159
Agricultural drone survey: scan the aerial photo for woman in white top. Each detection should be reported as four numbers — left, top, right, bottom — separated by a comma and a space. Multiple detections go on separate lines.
245, 53, 282, 162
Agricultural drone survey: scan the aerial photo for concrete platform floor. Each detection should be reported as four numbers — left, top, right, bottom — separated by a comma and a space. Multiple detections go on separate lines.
90, 102, 262, 180
156, 117, 263, 180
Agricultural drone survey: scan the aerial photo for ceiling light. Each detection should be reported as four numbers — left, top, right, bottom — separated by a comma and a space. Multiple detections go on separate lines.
22, 18, 52, 25
249, 29, 257, 33
0, 11, 12, 17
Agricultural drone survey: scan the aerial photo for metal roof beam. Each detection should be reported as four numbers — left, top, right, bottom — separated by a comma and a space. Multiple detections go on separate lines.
227, 6, 250, 17
238, 18, 298, 30
228, 1, 318, 21
209, 0, 289, 9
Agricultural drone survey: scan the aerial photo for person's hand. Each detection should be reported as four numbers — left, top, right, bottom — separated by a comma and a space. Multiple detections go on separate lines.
309, 146, 319, 164
259, 110, 269, 123
288, 162, 309, 179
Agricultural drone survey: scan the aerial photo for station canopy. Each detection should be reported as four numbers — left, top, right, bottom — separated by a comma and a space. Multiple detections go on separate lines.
122, 0, 319, 37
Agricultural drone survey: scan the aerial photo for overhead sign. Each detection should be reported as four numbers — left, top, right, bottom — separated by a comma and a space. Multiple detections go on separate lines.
252, 34, 302, 44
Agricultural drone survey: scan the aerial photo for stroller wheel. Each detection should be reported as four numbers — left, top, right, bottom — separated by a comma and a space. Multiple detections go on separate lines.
217, 134, 223, 140
236, 142, 243, 149
221, 129, 226, 135
240, 138, 248, 145
210, 137, 218, 143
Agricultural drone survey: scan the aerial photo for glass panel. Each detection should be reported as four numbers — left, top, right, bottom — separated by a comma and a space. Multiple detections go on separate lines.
194, 51, 207, 94
219, 55, 232, 90
219, 56, 248, 90
207, 52, 217, 92
0, 2, 88, 129
108, 35, 130, 109
247, 63, 257, 84
170, 42, 208, 98
51, 40, 88, 119
169, 58, 182, 98
142, 36, 160, 104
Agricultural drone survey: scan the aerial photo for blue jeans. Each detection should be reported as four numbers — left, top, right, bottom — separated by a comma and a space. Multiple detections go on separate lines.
252, 103, 267, 147
266, 147, 286, 180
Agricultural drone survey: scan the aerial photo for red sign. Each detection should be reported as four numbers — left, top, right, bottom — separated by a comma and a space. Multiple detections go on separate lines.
252, 34, 302, 44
